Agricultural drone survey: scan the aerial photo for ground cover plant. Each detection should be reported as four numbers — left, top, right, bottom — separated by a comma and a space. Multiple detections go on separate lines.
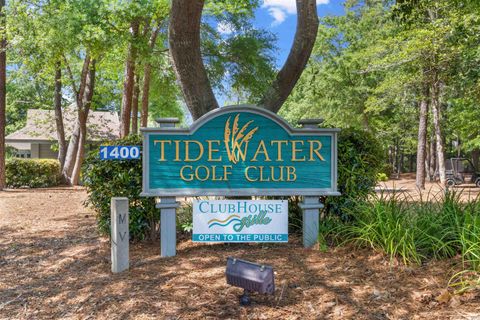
323, 190, 480, 293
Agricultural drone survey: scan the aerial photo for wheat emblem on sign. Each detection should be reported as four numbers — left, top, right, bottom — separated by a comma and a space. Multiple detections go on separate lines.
224, 114, 258, 164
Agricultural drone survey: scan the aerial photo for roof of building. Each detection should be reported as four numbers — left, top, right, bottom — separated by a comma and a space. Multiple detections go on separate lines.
6, 105, 120, 143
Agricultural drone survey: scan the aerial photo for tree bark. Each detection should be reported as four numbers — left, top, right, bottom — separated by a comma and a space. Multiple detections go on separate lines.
131, 73, 140, 134
169, 0, 218, 120
62, 55, 92, 183
415, 86, 429, 190
472, 149, 480, 170
71, 60, 96, 185
431, 81, 446, 186
428, 132, 436, 181
140, 23, 161, 128
141, 63, 152, 127
0, 0, 6, 190
120, 19, 140, 137
259, 0, 319, 113
54, 61, 67, 169
425, 139, 431, 180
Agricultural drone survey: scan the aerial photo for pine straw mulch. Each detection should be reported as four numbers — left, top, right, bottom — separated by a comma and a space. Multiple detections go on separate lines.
1, 187, 480, 320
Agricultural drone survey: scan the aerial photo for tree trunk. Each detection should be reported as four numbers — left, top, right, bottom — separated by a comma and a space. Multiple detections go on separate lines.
388, 146, 394, 169
431, 82, 446, 186
429, 132, 436, 181
0, 0, 6, 190
415, 86, 429, 190
71, 60, 96, 185
54, 61, 67, 169
472, 149, 480, 170
140, 21, 161, 128
62, 55, 92, 183
120, 19, 140, 137
425, 139, 431, 181
141, 62, 152, 127
169, 0, 218, 120
259, 0, 319, 113
71, 112, 87, 186
131, 73, 140, 134
399, 150, 404, 175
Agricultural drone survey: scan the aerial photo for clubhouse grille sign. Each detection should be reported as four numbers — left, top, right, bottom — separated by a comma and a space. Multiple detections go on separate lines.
141, 106, 339, 197
193, 200, 288, 243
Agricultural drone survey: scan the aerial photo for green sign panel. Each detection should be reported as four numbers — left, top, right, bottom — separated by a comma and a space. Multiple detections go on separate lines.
141, 106, 339, 196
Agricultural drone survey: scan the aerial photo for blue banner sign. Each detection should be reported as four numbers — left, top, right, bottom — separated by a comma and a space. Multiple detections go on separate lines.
193, 200, 288, 243
141, 106, 339, 196
100, 146, 141, 160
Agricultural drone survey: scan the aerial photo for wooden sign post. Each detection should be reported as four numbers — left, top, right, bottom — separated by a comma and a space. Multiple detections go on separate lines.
141, 105, 340, 255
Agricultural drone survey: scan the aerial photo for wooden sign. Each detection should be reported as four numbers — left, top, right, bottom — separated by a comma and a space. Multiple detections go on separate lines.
141, 106, 339, 197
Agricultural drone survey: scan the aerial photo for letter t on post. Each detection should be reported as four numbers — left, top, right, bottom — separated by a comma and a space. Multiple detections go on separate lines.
155, 118, 180, 257
111, 197, 129, 273
298, 119, 325, 248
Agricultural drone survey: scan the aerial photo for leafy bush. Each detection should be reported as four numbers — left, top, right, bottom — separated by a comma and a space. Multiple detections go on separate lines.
6, 158, 61, 188
177, 201, 193, 233
82, 135, 157, 241
324, 128, 384, 219
376, 173, 389, 182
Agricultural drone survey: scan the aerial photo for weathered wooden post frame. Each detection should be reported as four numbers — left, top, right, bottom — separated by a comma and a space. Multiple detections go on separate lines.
141, 105, 340, 254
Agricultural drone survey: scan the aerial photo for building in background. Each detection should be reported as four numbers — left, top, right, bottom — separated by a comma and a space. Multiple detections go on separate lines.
5, 106, 119, 159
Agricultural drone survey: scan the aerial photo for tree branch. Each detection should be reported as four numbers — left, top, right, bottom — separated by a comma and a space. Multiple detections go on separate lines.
259, 0, 319, 113
63, 55, 78, 99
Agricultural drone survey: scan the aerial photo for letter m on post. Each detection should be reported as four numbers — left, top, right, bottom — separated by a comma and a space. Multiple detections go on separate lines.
118, 213, 127, 224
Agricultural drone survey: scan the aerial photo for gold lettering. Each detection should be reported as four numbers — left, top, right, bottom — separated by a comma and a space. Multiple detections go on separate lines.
194, 165, 209, 181
251, 140, 271, 162
271, 166, 284, 182
153, 140, 171, 161
308, 140, 325, 161
211, 166, 221, 181
291, 140, 306, 162
245, 166, 258, 182
224, 165, 232, 181
184, 140, 204, 162
207, 140, 222, 161
180, 165, 193, 181
234, 142, 248, 162
286, 166, 297, 181
270, 140, 288, 161
174, 140, 181, 161
258, 166, 270, 181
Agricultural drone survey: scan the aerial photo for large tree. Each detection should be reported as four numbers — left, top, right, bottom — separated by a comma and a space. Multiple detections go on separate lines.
169, 0, 319, 119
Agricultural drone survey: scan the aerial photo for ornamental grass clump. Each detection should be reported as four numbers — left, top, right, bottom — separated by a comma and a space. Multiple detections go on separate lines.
335, 190, 480, 292
338, 193, 422, 265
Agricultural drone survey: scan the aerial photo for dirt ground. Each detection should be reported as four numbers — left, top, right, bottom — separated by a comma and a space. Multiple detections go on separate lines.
1, 186, 480, 320
377, 173, 480, 202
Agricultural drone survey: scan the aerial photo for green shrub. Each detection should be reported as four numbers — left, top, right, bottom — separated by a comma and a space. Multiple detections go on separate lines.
6, 158, 61, 188
376, 173, 389, 182
177, 201, 193, 233
324, 128, 384, 220
82, 135, 157, 241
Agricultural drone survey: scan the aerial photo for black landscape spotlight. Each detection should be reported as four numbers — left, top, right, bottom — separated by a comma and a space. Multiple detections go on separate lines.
225, 257, 275, 306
